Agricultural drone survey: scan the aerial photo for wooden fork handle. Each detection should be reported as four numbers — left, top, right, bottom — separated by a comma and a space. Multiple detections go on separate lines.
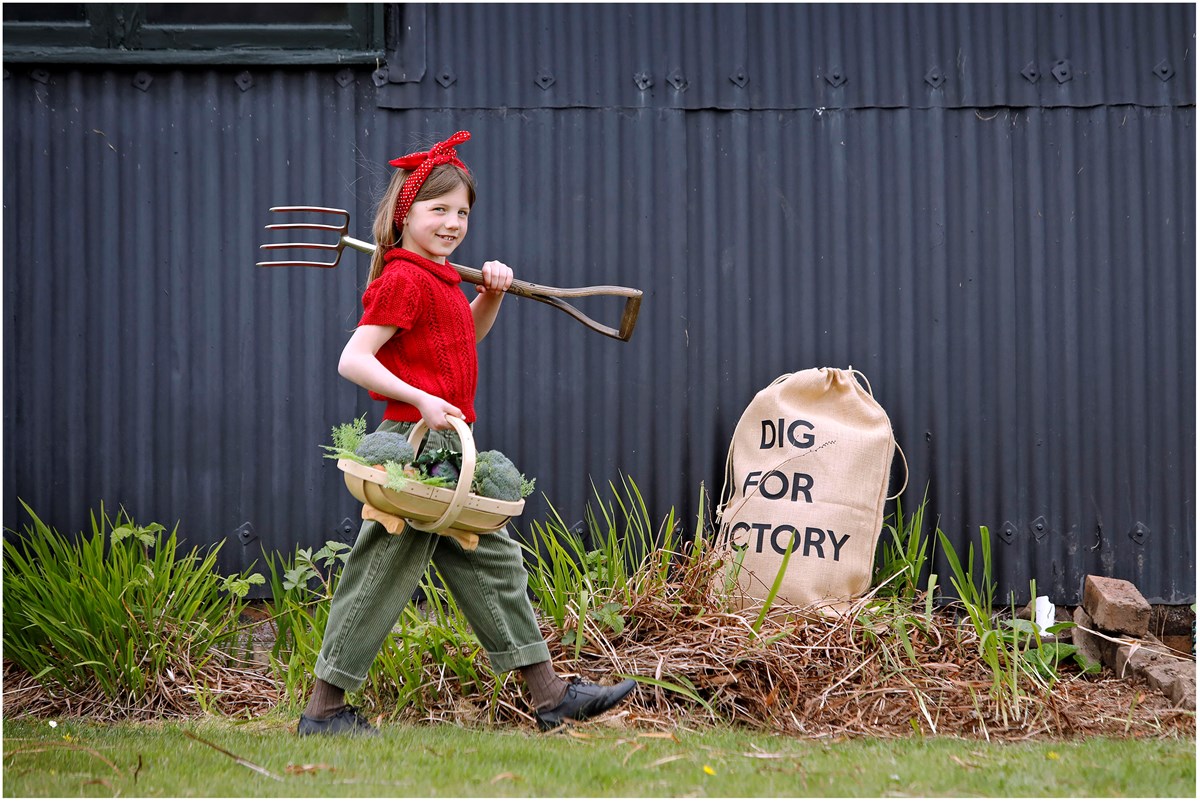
344, 235, 643, 341
450, 262, 642, 341
506, 285, 643, 341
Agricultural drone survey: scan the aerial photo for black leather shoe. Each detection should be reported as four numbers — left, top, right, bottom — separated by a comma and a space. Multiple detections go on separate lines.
535, 678, 637, 731
297, 705, 379, 737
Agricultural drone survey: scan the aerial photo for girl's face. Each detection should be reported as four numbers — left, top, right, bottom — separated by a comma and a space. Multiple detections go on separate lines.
400, 184, 471, 263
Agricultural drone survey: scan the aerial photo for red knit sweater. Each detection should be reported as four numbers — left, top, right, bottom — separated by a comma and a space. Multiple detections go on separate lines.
358, 248, 477, 423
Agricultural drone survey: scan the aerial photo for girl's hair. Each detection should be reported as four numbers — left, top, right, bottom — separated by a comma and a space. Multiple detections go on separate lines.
368, 163, 477, 284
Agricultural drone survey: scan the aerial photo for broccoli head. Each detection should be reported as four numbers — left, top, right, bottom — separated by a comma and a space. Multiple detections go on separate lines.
471, 450, 535, 502
354, 431, 416, 467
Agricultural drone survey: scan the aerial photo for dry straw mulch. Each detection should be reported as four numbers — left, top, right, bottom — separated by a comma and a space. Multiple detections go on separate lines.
546, 602, 1194, 741
2, 658, 282, 723
536, 553, 1195, 742
4, 553, 1194, 741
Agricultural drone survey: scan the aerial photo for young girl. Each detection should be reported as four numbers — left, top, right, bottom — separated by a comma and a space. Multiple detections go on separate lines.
299, 131, 636, 736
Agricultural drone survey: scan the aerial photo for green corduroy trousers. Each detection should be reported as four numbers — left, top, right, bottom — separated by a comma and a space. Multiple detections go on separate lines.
315, 420, 551, 692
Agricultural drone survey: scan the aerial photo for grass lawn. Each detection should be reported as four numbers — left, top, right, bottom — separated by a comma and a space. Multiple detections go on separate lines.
2, 713, 1195, 797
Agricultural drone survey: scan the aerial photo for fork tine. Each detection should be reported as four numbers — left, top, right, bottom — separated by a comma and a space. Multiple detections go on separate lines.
264, 222, 346, 233
267, 205, 351, 217
256, 258, 340, 268
259, 205, 352, 269
259, 242, 341, 251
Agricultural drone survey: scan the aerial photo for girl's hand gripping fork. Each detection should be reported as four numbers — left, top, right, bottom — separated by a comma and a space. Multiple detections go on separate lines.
257, 206, 644, 342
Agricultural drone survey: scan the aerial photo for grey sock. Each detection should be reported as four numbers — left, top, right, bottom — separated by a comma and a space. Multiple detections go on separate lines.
520, 660, 569, 711
303, 678, 346, 720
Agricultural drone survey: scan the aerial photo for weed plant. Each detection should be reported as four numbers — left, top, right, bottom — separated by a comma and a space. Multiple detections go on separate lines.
856, 496, 1104, 732
931, 526, 1104, 726
260, 541, 350, 704
872, 490, 936, 605
2, 502, 263, 711
520, 477, 707, 654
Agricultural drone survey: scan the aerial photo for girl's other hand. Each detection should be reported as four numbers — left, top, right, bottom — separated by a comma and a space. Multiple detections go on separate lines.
476, 260, 513, 295
417, 394, 464, 431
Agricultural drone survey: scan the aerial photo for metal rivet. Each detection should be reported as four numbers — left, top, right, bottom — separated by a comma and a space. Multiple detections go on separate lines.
336, 68, 355, 88
535, 70, 555, 90
234, 522, 257, 545
30, 68, 50, 85
633, 71, 654, 91
371, 66, 388, 87
1030, 516, 1048, 541
825, 67, 847, 88
1051, 59, 1072, 84
234, 71, 254, 92
1021, 61, 1039, 84
999, 521, 1016, 545
729, 67, 748, 88
1129, 522, 1150, 544
924, 66, 945, 89
132, 71, 153, 92
1153, 59, 1175, 82
666, 68, 688, 92
436, 69, 456, 88
340, 517, 356, 537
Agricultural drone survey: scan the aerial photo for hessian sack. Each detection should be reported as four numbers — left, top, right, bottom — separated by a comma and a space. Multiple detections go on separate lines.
717, 368, 905, 611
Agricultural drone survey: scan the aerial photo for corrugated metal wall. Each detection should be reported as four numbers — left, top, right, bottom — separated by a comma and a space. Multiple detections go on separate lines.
4, 3, 1194, 603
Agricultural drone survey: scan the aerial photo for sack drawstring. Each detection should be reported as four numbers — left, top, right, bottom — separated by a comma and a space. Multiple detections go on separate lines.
849, 367, 873, 397
717, 436, 737, 521
887, 441, 909, 501
849, 367, 907, 500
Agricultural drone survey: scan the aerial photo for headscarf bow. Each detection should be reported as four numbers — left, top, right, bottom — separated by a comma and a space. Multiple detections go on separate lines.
389, 130, 471, 230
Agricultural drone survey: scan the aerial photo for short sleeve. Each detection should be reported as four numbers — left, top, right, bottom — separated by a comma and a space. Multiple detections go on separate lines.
358, 269, 423, 331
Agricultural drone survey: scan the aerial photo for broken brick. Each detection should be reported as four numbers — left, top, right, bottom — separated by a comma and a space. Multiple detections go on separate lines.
1143, 661, 1194, 699
1072, 606, 1105, 669
1082, 575, 1151, 637
1114, 635, 1184, 678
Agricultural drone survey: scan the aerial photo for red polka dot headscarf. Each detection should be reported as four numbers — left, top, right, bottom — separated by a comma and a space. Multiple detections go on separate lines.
389, 130, 472, 232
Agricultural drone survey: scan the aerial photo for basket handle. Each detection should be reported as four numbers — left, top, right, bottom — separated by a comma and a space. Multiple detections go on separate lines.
406, 415, 477, 534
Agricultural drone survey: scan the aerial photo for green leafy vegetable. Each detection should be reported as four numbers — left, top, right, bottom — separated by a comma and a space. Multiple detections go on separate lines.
472, 450, 535, 501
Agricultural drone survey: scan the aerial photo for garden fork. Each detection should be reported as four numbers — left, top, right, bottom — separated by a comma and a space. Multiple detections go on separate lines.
257, 206, 643, 342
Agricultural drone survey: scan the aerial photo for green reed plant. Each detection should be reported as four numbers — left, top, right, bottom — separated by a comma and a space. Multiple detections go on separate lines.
260, 541, 350, 703
873, 489, 937, 604
866, 491, 943, 658
853, 572, 947, 734
855, 491, 941, 675
936, 525, 997, 631
517, 476, 697, 655
2, 501, 263, 702
584, 475, 681, 598
931, 526, 1082, 724
750, 530, 796, 635
519, 505, 590, 633
936, 525, 1009, 698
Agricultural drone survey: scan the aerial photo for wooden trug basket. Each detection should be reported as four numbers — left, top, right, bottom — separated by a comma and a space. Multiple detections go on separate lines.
338, 416, 523, 550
